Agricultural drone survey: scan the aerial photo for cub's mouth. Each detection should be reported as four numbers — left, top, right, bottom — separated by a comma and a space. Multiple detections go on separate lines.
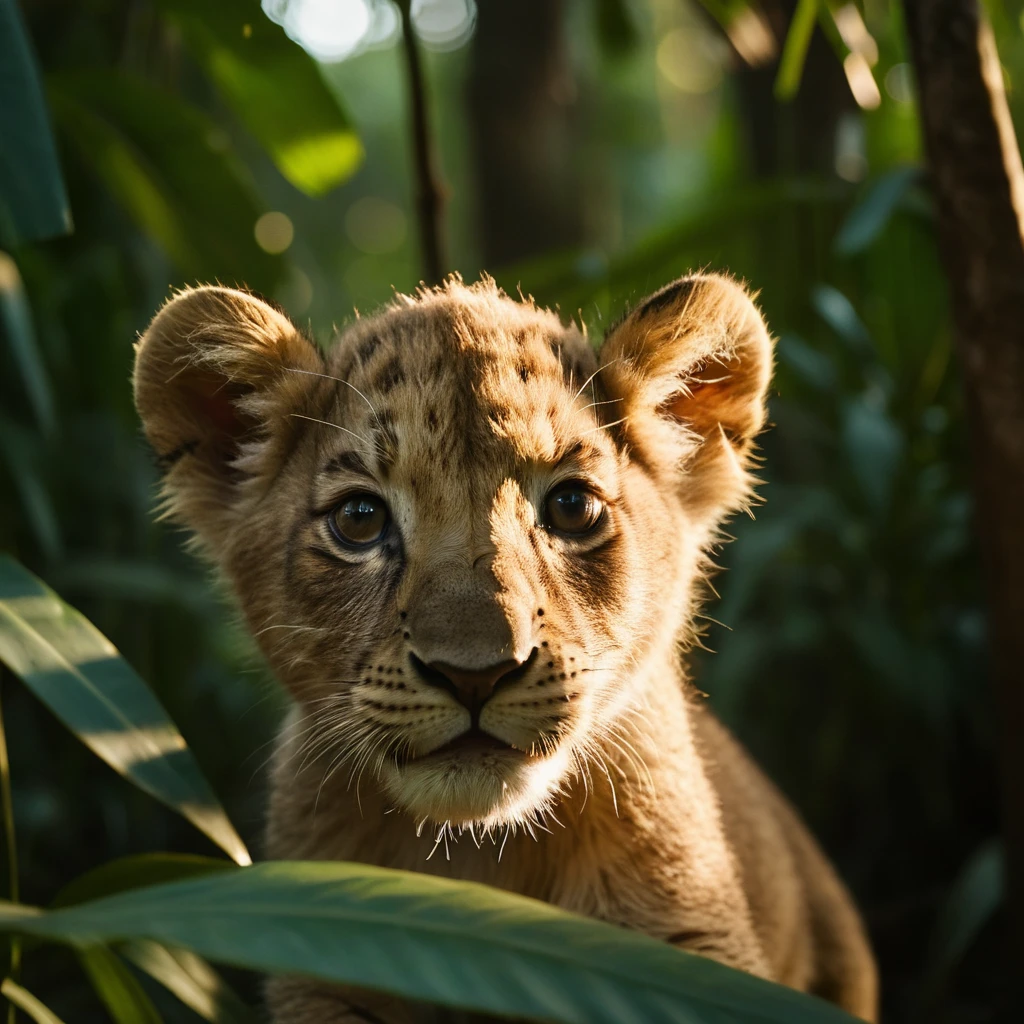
410, 727, 538, 763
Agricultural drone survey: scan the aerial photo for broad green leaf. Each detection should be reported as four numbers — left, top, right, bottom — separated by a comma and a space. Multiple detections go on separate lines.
0, 557, 251, 866
774, 0, 818, 101
0, 979, 65, 1024
0, 861, 859, 1024
0, 0, 72, 243
160, 0, 362, 196
122, 941, 255, 1024
78, 946, 164, 1024
47, 71, 283, 294
835, 167, 922, 256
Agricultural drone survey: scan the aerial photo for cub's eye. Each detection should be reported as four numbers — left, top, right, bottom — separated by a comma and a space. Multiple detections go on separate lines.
328, 493, 389, 548
544, 483, 604, 536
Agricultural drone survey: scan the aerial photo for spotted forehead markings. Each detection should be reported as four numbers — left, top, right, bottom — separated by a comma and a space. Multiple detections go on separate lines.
322, 304, 606, 470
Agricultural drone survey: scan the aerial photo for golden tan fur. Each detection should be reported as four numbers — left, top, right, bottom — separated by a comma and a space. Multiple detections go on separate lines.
134, 274, 878, 1022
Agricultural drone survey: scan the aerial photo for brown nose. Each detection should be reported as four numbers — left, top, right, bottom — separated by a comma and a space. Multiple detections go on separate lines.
413, 653, 534, 714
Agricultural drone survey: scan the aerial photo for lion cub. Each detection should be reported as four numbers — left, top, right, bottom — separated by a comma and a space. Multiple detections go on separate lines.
134, 273, 878, 1022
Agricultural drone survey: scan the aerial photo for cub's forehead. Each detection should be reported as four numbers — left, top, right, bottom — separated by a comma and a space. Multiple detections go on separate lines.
317, 286, 605, 477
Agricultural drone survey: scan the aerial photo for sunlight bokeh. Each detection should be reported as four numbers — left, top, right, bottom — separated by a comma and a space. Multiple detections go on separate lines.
262, 0, 475, 62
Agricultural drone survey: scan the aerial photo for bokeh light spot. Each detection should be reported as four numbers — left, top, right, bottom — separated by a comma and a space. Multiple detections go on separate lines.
345, 197, 408, 255
412, 0, 476, 51
279, 266, 314, 315
885, 63, 915, 104
255, 212, 295, 254
262, 0, 373, 63
843, 52, 881, 110
656, 28, 723, 95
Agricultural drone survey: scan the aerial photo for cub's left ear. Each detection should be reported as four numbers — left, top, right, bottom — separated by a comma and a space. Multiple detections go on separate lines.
134, 285, 324, 555
598, 273, 774, 527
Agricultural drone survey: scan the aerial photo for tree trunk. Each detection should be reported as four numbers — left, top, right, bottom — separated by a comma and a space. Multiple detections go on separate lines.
465, 0, 585, 267
903, 0, 1024, 965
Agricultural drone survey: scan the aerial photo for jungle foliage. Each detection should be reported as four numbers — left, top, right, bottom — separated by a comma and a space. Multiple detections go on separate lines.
0, 0, 1014, 1020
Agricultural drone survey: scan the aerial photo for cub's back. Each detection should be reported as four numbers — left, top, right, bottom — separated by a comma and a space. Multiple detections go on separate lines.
693, 705, 878, 1020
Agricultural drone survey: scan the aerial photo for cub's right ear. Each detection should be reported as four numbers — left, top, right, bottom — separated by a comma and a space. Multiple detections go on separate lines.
133, 285, 323, 552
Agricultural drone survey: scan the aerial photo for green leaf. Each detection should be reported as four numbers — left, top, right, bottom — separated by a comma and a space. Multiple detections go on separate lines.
121, 942, 255, 1024
0, 861, 859, 1024
0, 252, 56, 435
777, 333, 837, 393
47, 70, 283, 294
926, 839, 1004, 976
78, 946, 164, 1024
56, 857, 251, 1021
0, 979, 65, 1024
0, 557, 251, 866
159, 0, 363, 196
811, 284, 874, 359
834, 167, 922, 256
0, 0, 72, 243
774, 0, 818, 101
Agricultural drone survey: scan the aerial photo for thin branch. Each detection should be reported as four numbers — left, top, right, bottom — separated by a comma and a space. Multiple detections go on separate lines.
397, 1, 447, 285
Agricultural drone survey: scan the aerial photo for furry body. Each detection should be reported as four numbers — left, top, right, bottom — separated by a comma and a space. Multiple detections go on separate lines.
134, 274, 878, 1022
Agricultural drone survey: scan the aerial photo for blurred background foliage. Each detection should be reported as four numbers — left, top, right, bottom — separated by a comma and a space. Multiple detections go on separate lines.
0, 0, 1017, 1018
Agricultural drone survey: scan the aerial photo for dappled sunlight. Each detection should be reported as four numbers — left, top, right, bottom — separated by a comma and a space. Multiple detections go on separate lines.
1, 0, 1017, 1018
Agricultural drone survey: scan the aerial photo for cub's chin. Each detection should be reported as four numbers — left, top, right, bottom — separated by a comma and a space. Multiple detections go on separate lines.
381, 732, 572, 828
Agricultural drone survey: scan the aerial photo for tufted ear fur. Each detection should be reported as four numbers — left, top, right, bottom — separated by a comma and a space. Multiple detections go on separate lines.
598, 273, 773, 529
133, 285, 324, 553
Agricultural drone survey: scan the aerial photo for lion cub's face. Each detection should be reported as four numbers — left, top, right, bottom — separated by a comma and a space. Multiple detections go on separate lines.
134, 276, 771, 829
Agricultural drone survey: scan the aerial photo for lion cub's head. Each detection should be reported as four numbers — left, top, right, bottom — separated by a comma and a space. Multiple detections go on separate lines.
135, 274, 772, 829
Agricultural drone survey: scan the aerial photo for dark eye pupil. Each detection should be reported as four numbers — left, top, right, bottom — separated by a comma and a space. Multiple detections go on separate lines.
346, 498, 376, 521
330, 494, 388, 547
546, 485, 602, 535
557, 492, 588, 520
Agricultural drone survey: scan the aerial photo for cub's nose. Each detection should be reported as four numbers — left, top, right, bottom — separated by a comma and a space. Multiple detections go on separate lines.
412, 652, 535, 714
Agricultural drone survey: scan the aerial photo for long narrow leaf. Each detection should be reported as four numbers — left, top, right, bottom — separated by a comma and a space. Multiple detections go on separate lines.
925, 839, 1004, 978
0, 0, 72, 242
774, 0, 818, 101
78, 946, 163, 1024
159, 0, 362, 196
0, 861, 859, 1024
122, 941, 255, 1024
0, 979, 65, 1024
56, 857, 251, 1021
0, 557, 250, 865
